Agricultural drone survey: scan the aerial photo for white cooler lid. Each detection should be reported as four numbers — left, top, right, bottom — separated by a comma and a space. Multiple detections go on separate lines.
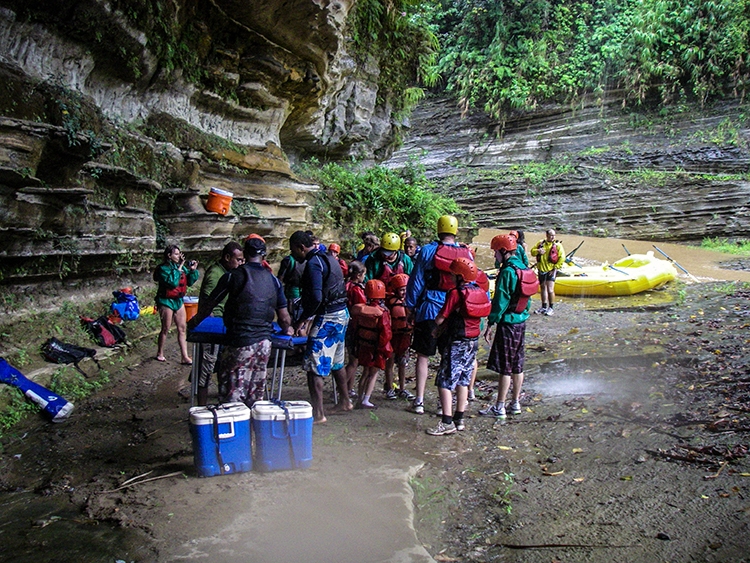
190, 402, 250, 425
251, 400, 312, 421
209, 187, 233, 197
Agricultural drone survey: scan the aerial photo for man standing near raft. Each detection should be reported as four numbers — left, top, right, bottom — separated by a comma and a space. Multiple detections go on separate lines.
530, 228, 565, 316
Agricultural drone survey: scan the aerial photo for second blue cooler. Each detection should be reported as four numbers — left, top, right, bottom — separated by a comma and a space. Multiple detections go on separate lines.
251, 400, 313, 471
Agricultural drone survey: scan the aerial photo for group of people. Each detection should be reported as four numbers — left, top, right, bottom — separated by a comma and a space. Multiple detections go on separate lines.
153, 221, 566, 435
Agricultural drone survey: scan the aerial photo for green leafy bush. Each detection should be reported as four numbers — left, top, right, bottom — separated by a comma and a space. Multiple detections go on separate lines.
297, 158, 469, 254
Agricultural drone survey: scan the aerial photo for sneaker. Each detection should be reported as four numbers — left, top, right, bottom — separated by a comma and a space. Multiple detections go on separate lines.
426, 421, 456, 436
436, 401, 442, 416
479, 404, 507, 419
412, 400, 425, 415
349, 389, 358, 399
385, 389, 398, 400
399, 389, 416, 401
454, 419, 465, 431
534, 307, 547, 315
507, 400, 522, 415
468, 390, 476, 402
545, 308, 554, 316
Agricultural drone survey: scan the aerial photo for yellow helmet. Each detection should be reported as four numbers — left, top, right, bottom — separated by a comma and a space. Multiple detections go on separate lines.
437, 215, 458, 235
381, 232, 401, 251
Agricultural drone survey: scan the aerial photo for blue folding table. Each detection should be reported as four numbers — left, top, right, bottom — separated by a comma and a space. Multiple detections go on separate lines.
186, 317, 307, 406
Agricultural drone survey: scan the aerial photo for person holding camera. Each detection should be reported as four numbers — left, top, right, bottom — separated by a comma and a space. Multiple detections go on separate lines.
154, 244, 200, 364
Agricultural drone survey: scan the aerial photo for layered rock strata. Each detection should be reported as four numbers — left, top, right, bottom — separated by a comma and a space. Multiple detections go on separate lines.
388, 95, 750, 242
0, 0, 393, 287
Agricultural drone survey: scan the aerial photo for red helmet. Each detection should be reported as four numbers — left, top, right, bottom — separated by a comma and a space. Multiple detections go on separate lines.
245, 233, 266, 243
449, 257, 478, 282
491, 234, 517, 252
508, 230, 519, 240
365, 279, 386, 299
328, 243, 341, 253
389, 273, 409, 290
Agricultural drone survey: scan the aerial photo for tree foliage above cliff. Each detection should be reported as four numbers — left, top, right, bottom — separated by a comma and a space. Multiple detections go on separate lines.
350, 0, 440, 118
424, 0, 750, 117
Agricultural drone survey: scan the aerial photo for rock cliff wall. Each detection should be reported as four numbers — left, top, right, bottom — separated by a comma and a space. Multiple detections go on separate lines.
388, 94, 750, 243
0, 0, 394, 290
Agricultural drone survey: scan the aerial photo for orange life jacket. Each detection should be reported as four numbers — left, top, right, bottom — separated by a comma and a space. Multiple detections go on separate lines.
351, 303, 384, 351
430, 243, 474, 291
388, 297, 412, 334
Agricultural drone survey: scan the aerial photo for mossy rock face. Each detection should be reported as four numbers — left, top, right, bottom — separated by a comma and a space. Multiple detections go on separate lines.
142, 112, 240, 155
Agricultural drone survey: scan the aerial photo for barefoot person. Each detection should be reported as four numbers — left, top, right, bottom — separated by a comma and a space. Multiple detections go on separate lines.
154, 244, 199, 364
290, 231, 351, 422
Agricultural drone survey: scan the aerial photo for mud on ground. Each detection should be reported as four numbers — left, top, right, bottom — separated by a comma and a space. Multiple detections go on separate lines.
0, 281, 749, 562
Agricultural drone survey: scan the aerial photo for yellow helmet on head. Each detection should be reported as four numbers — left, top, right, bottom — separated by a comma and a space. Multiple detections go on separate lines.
437, 215, 458, 235
381, 232, 401, 251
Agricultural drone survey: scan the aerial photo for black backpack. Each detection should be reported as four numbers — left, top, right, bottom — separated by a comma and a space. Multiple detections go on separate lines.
42, 337, 99, 375
80, 316, 127, 347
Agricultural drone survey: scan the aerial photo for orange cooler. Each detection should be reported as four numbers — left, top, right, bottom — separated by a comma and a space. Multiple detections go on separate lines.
206, 187, 233, 215
183, 296, 199, 321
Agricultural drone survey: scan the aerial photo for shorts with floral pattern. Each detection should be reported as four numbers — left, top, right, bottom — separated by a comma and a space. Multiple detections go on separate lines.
218, 339, 271, 406
303, 308, 349, 377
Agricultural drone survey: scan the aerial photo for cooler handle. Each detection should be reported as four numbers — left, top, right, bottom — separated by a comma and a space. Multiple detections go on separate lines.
218, 420, 235, 439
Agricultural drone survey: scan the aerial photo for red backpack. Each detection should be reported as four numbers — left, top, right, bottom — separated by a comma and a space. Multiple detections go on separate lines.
510, 267, 540, 313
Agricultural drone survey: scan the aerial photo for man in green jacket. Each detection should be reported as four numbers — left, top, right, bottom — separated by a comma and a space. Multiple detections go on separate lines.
195, 241, 244, 405
480, 234, 531, 420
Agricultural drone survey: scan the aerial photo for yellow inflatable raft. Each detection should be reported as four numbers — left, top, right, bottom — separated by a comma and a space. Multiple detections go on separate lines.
554, 251, 677, 297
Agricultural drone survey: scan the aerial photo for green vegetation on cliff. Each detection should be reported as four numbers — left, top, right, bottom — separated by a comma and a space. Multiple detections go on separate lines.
424, 0, 750, 117
297, 158, 468, 253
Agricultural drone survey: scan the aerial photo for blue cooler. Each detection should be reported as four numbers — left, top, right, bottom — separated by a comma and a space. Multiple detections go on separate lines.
189, 402, 252, 477
251, 400, 313, 472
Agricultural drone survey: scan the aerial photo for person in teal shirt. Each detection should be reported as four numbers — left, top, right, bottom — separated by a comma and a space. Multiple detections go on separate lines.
154, 244, 200, 363
480, 234, 530, 420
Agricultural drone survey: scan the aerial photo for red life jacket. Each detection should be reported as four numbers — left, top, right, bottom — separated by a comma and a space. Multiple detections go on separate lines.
376, 257, 405, 289
165, 270, 188, 299
387, 297, 412, 334
351, 303, 384, 352
461, 285, 491, 318
430, 243, 474, 291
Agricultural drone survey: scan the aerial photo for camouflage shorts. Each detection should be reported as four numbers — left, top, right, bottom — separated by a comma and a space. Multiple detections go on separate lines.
218, 340, 271, 406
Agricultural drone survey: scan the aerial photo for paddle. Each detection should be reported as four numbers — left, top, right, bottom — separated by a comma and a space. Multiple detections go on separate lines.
564, 240, 584, 269
622, 244, 631, 256
652, 245, 700, 282
606, 264, 631, 276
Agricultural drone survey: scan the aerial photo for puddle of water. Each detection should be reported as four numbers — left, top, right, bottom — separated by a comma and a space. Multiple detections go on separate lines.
0, 491, 148, 563
531, 354, 664, 401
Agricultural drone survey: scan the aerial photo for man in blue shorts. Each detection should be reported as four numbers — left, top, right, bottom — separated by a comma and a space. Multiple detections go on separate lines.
290, 231, 352, 422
